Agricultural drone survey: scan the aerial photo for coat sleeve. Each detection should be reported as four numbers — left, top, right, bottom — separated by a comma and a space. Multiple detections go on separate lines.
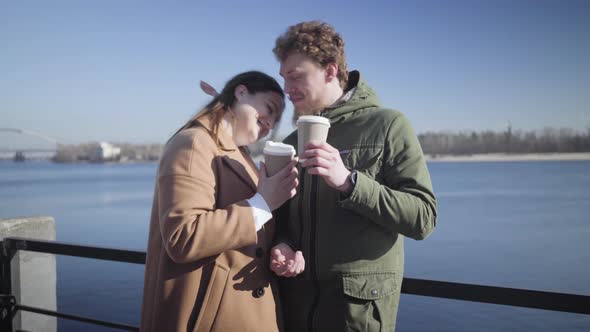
273, 132, 300, 249
339, 113, 437, 240
156, 132, 257, 263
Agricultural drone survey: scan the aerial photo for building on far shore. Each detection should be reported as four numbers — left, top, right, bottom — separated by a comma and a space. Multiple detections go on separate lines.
92, 142, 121, 162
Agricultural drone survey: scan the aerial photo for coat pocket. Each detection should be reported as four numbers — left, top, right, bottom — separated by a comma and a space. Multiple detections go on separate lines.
342, 272, 398, 332
193, 262, 230, 332
341, 144, 383, 178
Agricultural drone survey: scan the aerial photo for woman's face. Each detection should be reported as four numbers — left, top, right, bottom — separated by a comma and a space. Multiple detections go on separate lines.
231, 87, 284, 146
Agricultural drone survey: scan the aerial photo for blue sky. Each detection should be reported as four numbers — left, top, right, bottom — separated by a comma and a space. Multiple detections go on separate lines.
1, 0, 589, 145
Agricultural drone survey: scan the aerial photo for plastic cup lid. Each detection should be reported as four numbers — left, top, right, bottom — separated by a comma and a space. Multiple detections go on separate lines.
263, 141, 296, 156
296, 115, 331, 127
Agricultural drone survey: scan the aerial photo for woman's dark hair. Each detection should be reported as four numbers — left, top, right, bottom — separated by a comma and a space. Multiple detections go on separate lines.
171, 71, 284, 147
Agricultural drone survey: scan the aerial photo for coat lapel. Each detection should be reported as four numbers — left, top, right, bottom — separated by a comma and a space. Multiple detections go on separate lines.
196, 116, 259, 193
221, 154, 257, 193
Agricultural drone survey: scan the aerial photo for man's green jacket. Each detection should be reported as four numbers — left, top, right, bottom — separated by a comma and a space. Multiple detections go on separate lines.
275, 71, 437, 331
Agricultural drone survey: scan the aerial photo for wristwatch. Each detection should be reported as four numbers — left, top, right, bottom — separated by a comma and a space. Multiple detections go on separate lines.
347, 170, 358, 194
349, 170, 358, 187
341, 170, 357, 198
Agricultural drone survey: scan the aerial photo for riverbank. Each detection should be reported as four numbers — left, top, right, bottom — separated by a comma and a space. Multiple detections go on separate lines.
426, 152, 590, 162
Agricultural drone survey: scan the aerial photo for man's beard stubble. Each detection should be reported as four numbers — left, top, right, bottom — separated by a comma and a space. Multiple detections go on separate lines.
291, 105, 323, 124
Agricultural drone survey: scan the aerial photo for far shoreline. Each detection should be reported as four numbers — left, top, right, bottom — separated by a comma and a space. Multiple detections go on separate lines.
426, 152, 590, 162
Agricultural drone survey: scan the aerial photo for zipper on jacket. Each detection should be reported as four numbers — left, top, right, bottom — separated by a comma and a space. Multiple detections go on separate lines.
297, 166, 305, 249
307, 173, 320, 332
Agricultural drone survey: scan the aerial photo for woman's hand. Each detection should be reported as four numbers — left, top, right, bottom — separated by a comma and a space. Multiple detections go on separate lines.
270, 243, 305, 277
258, 159, 299, 211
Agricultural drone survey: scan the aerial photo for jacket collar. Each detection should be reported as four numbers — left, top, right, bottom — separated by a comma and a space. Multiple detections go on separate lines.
196, 116, 237, 152
322, 70, 381, 122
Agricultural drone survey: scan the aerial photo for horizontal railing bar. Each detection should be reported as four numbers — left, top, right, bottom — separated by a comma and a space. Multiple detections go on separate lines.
402, 277, 590, 315
15, 304, 138, 331
2, 237, 145, 264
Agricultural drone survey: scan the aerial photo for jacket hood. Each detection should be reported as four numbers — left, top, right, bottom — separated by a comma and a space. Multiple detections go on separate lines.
323, 71, 381, 121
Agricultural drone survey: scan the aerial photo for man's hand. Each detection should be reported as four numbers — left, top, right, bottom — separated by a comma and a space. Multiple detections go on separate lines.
270, 243, 305, 277
301, 141, 352, 192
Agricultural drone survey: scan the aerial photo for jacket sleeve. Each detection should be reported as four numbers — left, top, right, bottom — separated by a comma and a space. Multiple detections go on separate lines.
339, 113, 437, 240
156, 133, 257, 264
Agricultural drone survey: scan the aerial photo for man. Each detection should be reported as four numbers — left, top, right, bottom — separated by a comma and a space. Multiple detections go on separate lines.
269, 21, 437, 331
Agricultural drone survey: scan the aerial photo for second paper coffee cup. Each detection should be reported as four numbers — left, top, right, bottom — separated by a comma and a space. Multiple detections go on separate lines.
263, 141, 296, 176
296, 116, 331, 158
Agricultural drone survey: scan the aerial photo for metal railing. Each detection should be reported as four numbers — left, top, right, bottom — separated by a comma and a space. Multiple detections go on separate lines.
1, 237, 145, 331
1, 236, 589, 331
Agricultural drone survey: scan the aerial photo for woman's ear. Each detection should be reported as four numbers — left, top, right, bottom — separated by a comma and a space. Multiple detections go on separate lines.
234, 85, 248, 100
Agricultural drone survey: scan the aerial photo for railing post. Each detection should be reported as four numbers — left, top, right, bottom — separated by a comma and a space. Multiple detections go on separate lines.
1, 239, 15, 332
1, 217, 57, 332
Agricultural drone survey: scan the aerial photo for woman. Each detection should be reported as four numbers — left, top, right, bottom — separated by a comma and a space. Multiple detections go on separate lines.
140, 71, 298, 332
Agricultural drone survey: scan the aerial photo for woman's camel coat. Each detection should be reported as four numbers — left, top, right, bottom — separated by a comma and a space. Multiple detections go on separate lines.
140, 118, 282, 331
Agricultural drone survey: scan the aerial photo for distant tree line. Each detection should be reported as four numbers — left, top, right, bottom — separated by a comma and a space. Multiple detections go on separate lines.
418, 126, 590, 156
49, 126, 590, 163
53, 142, 163, 163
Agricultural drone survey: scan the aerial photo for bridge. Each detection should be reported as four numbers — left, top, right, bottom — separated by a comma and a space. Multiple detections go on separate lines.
0, 128, 60, 162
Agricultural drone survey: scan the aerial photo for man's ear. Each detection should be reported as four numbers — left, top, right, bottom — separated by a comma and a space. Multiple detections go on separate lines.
234, 85, 248, 100
325, 63, 339, 83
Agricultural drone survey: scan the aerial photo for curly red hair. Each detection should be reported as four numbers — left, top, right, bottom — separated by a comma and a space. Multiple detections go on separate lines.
274, 21, 349, 88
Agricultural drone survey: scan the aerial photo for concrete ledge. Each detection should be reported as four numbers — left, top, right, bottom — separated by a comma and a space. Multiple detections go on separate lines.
0, 216, 56, 240
1, 216, 57, 332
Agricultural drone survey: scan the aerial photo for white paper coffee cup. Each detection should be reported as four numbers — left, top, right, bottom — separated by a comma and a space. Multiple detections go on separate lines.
263, 141, 296, 176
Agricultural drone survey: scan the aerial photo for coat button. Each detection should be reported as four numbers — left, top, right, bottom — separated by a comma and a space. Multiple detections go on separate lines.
255, 247, 264, 258
254, 287, 265, 298
371, 289, 378, 296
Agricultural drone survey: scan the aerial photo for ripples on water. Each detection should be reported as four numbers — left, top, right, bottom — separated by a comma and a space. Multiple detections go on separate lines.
1, 160, 588, 331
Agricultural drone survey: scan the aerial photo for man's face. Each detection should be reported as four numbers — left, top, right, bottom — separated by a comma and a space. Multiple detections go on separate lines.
280, 53, 329, 117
